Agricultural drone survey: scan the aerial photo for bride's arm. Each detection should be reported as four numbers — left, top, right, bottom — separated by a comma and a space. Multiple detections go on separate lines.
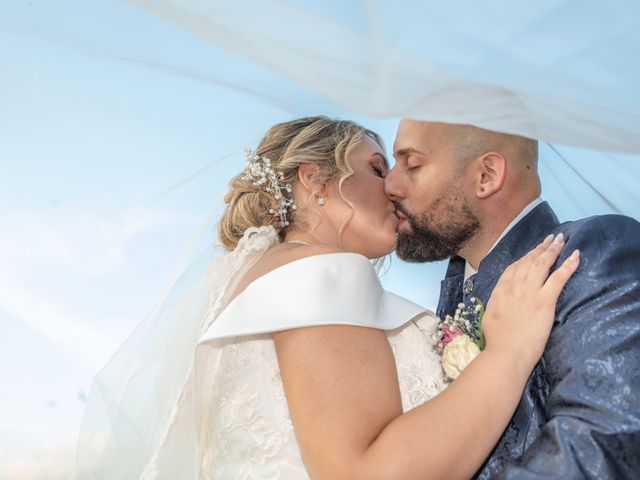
273, 235, 579, 480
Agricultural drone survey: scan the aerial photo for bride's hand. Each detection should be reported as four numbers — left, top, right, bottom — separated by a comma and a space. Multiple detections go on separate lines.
482, 233, 580, 371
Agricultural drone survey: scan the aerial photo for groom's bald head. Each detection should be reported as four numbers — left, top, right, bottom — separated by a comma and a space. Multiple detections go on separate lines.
433, 122, 538, 179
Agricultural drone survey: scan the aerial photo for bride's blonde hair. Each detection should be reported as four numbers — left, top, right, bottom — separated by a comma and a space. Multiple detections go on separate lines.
218, 116, 384, 251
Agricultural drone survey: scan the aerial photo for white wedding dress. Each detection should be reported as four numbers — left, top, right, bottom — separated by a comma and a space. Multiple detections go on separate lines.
76, 226, 447, 479
191, 228, 447, 479
196, 315, 447, 479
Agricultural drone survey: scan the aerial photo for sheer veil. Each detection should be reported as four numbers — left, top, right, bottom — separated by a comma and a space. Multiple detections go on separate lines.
123, 0, 640, 154
73, 0, 640, 477
73, 226, 279, 479
116, 0, 640, 223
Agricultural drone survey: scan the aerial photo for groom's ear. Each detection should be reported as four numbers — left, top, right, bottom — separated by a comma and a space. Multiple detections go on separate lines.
473, 152, 507, 199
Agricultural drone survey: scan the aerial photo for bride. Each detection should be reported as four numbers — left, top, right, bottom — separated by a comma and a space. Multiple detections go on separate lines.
74, 116, 579, 479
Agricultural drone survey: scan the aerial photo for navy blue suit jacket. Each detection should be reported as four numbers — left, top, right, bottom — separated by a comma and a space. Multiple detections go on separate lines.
436, 202, 640, 479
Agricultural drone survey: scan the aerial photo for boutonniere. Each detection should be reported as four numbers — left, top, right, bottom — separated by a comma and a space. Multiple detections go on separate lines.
435, 298, 486, 380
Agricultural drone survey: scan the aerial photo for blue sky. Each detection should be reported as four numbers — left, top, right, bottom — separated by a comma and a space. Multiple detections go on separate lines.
0, 3, 434, 476
2, 1, 638, 478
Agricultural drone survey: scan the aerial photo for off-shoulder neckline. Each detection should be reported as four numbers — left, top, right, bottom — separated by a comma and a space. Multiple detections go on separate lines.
224, 251, 374, 311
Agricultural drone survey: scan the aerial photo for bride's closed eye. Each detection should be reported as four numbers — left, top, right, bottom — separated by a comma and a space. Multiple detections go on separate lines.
372, 165, 385, 178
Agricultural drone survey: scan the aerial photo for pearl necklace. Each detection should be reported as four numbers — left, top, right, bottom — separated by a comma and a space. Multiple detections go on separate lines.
286, 239, 312, 246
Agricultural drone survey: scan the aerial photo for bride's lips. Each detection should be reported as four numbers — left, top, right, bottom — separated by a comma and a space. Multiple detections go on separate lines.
395, 209, 408, 227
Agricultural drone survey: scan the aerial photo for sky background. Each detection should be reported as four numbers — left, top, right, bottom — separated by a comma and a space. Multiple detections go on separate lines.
1, 1, 638, 479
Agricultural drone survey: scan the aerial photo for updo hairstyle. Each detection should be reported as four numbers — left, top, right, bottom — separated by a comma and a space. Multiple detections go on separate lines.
218, 116, 383, 251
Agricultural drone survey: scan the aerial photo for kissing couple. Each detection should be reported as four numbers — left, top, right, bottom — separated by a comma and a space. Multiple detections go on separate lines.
76, 116, 640, 479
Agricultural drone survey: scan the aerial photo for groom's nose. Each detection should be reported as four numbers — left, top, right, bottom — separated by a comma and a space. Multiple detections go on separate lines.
384, 165, 405, 201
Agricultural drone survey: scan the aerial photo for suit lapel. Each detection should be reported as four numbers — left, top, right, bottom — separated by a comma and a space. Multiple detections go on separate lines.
474, 202, 560, 302
436, 256, 465, 318
437, 202, 560, 316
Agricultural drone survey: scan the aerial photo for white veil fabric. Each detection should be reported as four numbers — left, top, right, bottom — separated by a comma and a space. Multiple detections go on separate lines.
117, 0, 640, 224
73, 226, 279, 479
73, 1, 640, 478
124, 0, 640, 153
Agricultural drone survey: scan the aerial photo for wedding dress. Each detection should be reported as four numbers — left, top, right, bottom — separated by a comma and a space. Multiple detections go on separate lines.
192, 229, 448, 479
75, 225, 447, 479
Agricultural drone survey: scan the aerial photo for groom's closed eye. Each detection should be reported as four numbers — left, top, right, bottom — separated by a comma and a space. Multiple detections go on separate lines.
406, 160, 423, 172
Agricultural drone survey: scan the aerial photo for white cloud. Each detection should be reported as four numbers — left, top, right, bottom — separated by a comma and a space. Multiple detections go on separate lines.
0, 444, 74, 480
0, 205, 202, 357
0, 205, 199, 277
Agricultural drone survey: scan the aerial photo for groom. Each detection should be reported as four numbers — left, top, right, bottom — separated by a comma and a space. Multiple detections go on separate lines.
385, 120, 640, 479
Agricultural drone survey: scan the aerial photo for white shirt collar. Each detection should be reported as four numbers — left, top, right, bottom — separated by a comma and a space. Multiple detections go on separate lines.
464, 197, 543, 280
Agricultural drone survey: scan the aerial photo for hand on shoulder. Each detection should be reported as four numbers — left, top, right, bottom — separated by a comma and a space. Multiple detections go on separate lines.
483, 233, 580, 372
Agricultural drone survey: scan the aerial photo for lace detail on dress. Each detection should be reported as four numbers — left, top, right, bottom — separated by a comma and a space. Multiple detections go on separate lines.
140, 227, 280, 480
201, 337, 305, 480
201, 226, 280, 336
388, 313, 449, 411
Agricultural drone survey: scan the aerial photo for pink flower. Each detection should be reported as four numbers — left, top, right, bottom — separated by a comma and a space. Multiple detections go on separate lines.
436, 323, 463, 349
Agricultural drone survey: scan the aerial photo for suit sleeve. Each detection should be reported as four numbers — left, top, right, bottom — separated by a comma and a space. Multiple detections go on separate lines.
497, 215, 640, 479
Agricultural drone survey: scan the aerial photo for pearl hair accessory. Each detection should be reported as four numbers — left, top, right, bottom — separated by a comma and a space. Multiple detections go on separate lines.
242, 149, 296, 227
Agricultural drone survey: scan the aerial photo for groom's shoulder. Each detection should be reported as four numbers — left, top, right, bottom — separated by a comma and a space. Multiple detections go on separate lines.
552, 214, 640, 274
557, 213, 640, 241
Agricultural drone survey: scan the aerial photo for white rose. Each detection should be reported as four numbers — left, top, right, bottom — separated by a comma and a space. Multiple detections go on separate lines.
441, 335, 481, 380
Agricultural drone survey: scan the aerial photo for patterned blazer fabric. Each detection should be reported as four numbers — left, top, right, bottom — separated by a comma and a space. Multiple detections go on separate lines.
437, 202, 640, 479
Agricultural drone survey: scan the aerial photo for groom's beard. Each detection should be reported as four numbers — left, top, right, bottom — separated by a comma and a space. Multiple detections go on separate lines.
394, 196, 480, 263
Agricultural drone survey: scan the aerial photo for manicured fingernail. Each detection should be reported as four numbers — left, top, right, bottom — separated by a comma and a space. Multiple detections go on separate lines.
553, 233, 564, 244
543, 234, 554, 245
569, 249, 580, 261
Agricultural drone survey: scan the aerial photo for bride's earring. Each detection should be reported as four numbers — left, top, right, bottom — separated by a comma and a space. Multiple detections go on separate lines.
317, 195, 326, 206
